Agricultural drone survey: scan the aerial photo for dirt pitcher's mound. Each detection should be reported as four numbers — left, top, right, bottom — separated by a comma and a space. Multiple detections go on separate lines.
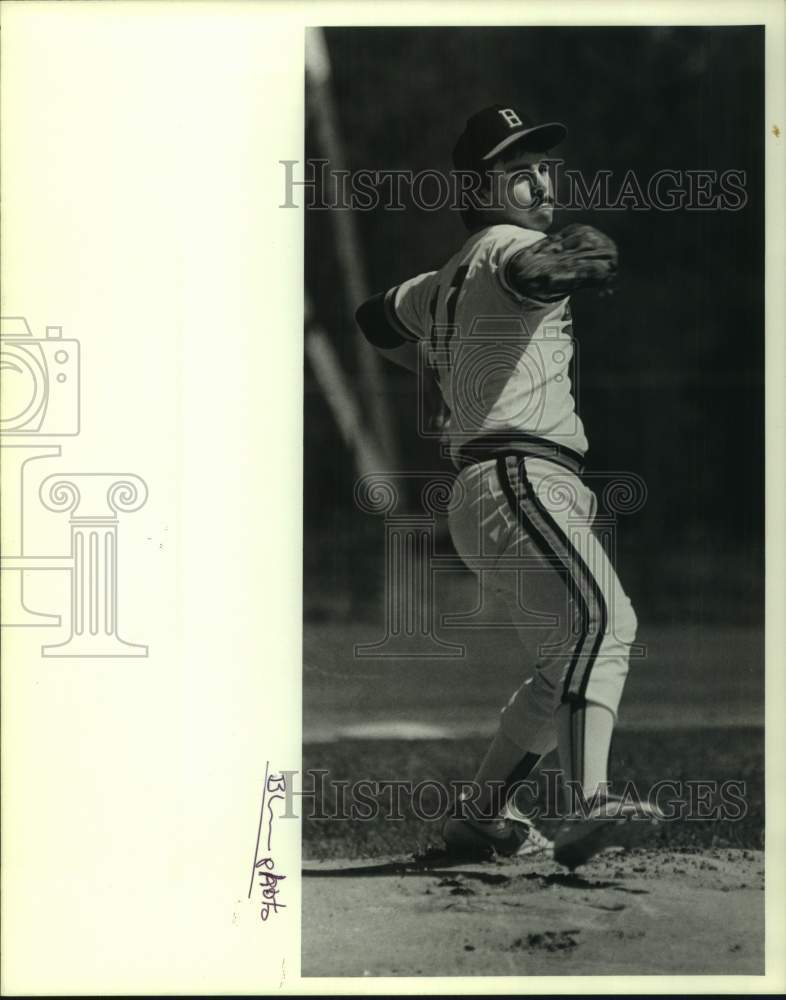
302, 848, 763, 977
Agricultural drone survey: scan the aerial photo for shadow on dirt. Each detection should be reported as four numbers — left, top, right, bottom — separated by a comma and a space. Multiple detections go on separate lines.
301, 854, 650, 894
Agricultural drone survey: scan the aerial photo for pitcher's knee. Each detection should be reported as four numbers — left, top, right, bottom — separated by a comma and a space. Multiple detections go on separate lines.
607, 594, 637, 647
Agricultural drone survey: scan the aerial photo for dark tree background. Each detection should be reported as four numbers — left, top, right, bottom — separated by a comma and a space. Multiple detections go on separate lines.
305, 26, 764, 626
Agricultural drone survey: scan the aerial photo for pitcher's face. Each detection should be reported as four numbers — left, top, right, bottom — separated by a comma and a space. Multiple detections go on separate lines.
490, 151, 554, 231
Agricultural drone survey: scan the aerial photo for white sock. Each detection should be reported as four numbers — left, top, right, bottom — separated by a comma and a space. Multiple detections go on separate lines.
555, 700, 615, 811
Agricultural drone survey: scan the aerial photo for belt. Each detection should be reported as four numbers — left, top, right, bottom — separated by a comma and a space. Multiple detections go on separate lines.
453, 432, 586, 476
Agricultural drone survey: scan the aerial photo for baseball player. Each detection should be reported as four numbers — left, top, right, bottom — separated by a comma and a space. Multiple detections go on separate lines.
355, 105, 660, 868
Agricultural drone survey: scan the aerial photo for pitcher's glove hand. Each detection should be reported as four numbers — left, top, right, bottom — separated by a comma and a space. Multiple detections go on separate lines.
507, 224, 618, 303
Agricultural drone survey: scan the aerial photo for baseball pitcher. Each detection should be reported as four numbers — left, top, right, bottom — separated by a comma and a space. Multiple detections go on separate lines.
355, 105, 661, 868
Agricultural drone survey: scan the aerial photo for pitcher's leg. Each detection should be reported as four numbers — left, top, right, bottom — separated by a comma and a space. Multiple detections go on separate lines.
469, 669, 559, 817
459, 532, 575, 818
472, 594, 575, 816
496, 455, 638, 805
445, 464, 560, 839
550, 522, 638, 803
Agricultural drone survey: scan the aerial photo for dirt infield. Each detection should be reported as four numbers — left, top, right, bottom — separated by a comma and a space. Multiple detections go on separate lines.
302, 846, 764, 977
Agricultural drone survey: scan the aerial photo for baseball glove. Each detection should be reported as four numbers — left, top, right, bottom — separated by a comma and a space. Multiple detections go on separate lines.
507, 223, 618, 302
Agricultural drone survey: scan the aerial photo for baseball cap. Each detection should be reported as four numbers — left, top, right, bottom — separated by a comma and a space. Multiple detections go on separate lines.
452, 104, 567, 172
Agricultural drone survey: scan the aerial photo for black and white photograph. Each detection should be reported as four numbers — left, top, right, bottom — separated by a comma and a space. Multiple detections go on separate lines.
302, 23, 769, 977
1, 2, 784, 995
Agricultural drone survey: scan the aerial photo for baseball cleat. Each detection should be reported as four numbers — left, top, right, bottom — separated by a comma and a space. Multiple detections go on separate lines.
552, 795, 664, 870
442, 807, 551, 860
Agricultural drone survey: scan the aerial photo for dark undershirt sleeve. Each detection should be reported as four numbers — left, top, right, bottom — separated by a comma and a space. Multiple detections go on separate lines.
355, 293, 404, 348
356, 286, 422, 349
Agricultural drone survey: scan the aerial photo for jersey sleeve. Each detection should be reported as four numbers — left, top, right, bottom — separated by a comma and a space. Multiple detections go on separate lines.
387, 270, 438, 342
484, 226, 550, 303
355, 270, 437, 350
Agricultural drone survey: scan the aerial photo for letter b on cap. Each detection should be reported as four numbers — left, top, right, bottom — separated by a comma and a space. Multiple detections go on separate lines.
499, 108, 523, 128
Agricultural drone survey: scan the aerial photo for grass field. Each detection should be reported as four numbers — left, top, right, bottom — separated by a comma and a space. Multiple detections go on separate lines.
302, 727, 763, 860
303, 613, 763, 859
304, 612, 764, 742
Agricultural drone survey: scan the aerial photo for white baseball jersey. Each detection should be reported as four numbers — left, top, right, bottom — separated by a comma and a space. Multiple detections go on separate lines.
384, 224, 588, 465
